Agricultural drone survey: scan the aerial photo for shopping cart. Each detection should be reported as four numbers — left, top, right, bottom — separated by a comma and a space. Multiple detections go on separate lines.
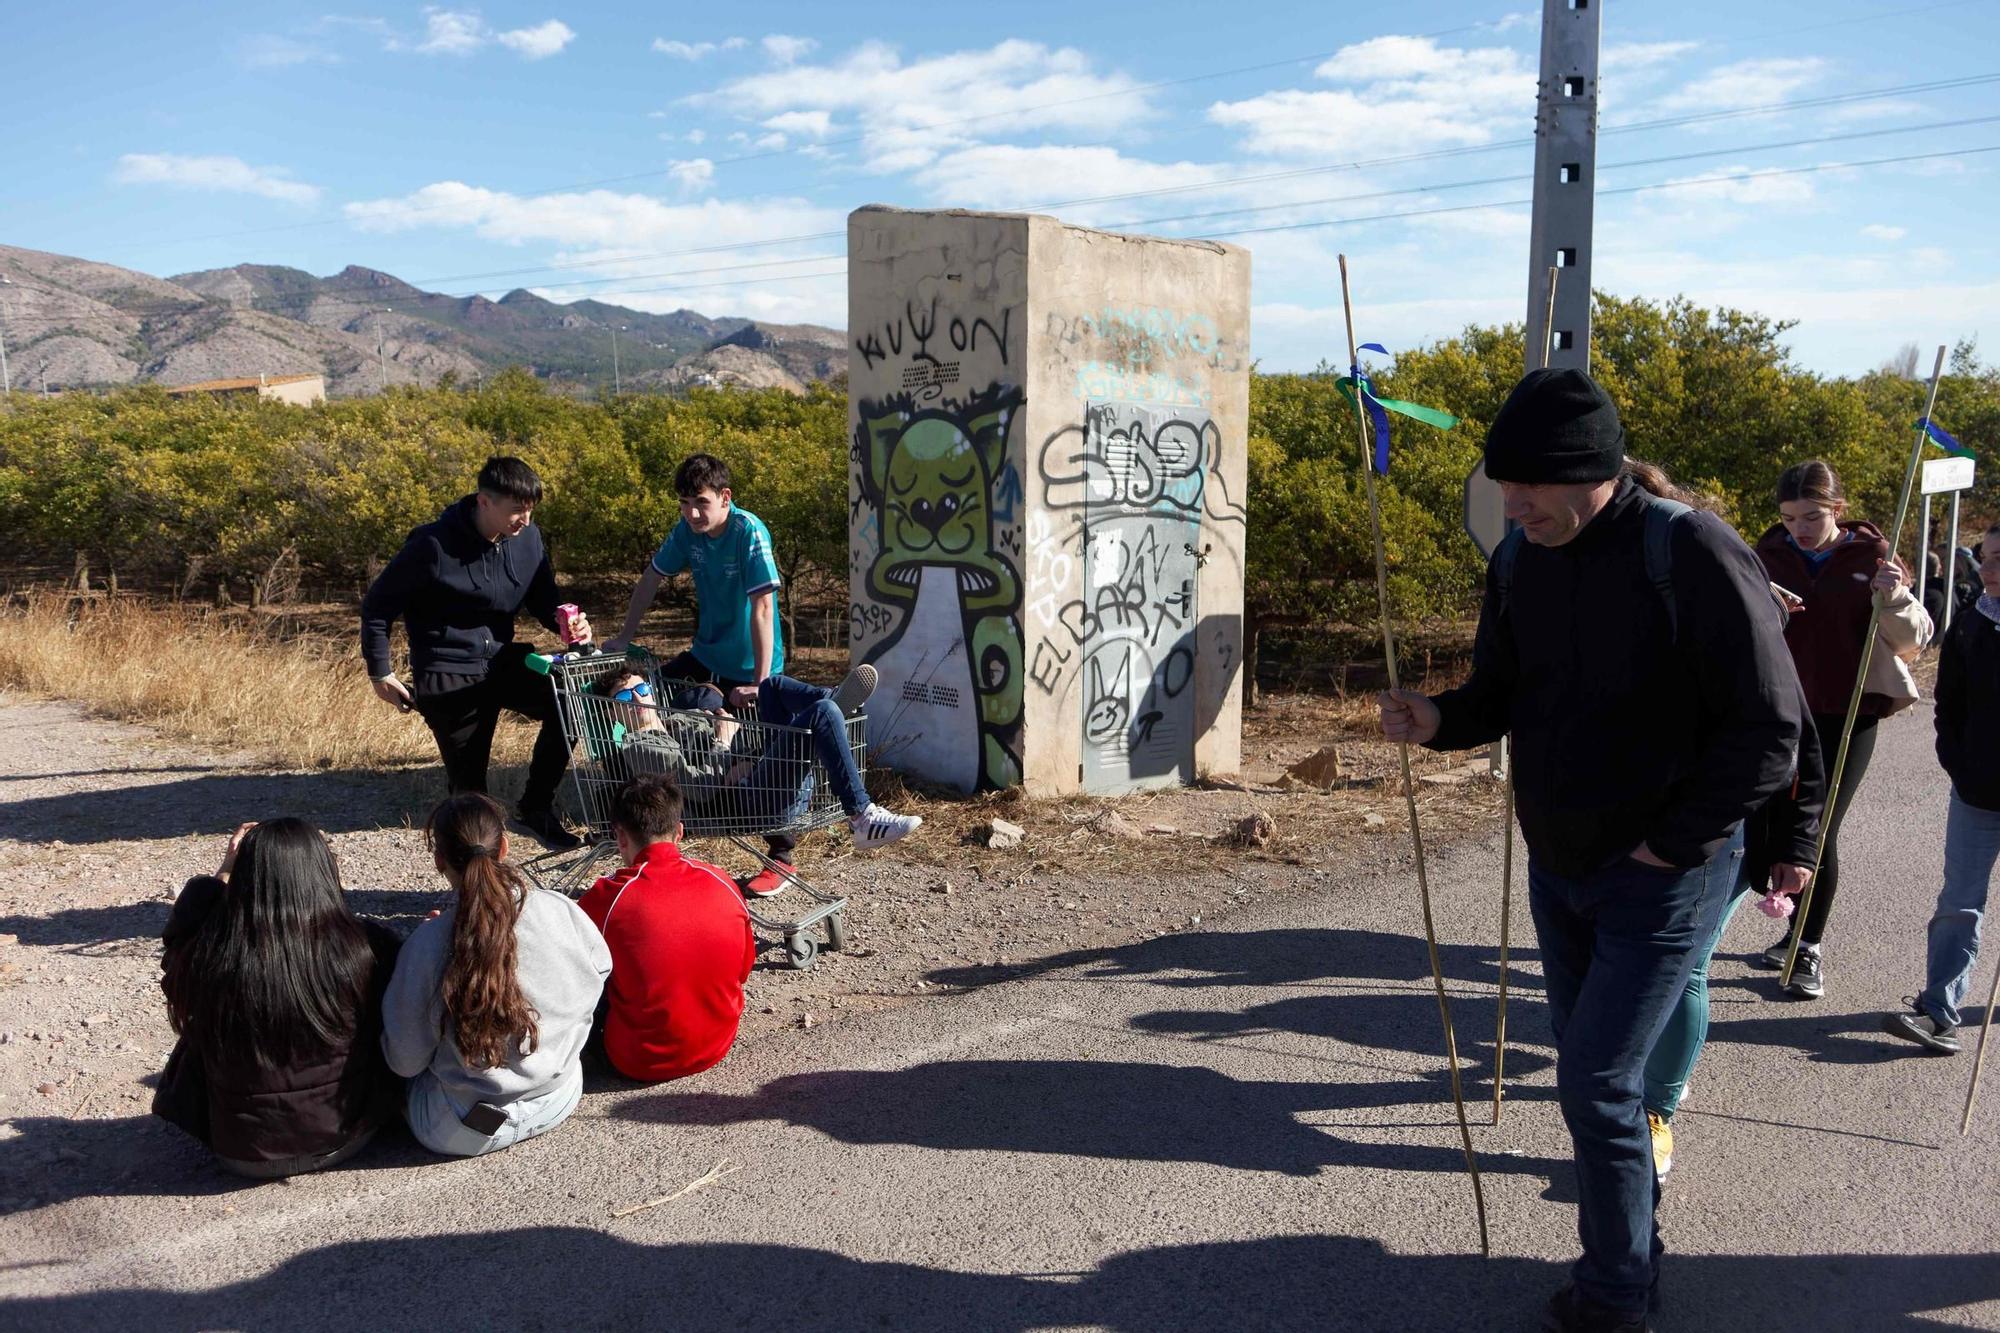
521, 646, 853, 970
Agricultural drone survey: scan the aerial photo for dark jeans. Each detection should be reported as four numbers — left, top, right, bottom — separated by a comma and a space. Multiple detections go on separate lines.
1798, 711, 1879, 946
754, 675, 868, 817
657, 650, 795, 863
1528, 830, 1743, 1314
412, 644, 570, 813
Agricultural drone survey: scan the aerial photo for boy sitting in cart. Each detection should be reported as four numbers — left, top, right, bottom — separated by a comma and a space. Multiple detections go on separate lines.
590, 664, 922, 852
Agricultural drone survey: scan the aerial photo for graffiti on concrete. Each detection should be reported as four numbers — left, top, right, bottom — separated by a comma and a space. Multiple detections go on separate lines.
853, 385, 1025, 791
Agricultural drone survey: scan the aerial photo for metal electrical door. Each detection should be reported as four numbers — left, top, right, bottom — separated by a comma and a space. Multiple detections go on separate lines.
1078, 402, 1202, 793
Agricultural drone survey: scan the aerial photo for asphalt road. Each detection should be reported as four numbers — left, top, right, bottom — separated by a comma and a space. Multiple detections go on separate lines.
3, 703, 1996, 1332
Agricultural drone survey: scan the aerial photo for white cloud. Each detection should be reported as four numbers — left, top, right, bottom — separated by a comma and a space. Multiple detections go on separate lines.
753, 132, 788, 150
1603, 41, 1699, 73
704, 39, 1153, 174
1656, 56, 1826, 114
667, 158, 714, 191
1210, 36, 1533, 158
112, 152, 322, 205
398, 10, 574, 58
763, 109, 833, 139
653, 36, 746, 60
1651, 163, 1820, 208
1860, 223, 1908, 241
415, 9, 487, 55
498, 19, 574, 59
343, 180, 848, 322
914, 144, 1222, 218
240, 34, 336, 68
761, 33, 818, 65
686, 129, 706, 144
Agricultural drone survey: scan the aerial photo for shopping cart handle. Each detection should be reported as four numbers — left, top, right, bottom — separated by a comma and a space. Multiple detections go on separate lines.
525, 646, 615, 675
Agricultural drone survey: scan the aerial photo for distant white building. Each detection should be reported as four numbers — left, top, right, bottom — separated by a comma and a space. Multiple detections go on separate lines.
165, 372, 326, 406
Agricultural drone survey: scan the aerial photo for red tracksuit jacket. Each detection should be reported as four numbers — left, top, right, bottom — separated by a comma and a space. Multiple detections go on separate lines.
579, 842, 756, 1082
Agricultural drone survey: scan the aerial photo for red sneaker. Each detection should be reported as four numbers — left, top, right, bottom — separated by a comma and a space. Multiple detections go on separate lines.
738, 862, 796, 899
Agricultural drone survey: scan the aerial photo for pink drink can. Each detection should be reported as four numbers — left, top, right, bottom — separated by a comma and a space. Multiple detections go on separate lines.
555, 603, 586, 646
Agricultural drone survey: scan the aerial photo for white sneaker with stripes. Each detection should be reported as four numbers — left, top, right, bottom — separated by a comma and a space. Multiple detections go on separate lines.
851, 803, 922, 850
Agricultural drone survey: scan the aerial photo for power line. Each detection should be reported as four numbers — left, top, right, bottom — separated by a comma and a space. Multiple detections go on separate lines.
118, 0, 1993, 250
7, 116, 1996, 333
8, 138, 1997, 338
15, 71, 1989, 334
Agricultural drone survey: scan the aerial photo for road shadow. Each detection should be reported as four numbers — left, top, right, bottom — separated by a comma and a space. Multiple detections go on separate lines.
0, 887, 435, 950
4, 1228, 1993, 1332
925, 927, 1542, 996
0, 1113, 437, 1217
617, 1058, 1567, 1183
0, 765, 467, 845
1703, 1007, 1926, 1067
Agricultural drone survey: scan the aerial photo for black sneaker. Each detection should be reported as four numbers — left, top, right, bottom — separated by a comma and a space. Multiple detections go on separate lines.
1883, 1002, 1960, 1054
1784, 949, 1824, 999
514, 805, 582, 852
1544, 1284, 1651, 1332
1757, 937, 1791, 969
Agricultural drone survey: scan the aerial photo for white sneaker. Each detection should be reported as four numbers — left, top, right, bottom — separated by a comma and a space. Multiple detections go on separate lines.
832, 664, 878, 715
851, 803, 921, 850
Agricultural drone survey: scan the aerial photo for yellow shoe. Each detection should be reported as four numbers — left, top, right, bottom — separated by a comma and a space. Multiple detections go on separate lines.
1648, 1110, 1674, 1181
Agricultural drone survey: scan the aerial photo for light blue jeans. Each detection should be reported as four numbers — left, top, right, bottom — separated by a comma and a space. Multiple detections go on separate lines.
1918, 791, 1999, 1028
405, 1066, 583, 1157
1641, 878, 1752, 1120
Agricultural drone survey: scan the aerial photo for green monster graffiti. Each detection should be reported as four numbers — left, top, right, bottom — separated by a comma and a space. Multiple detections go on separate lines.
856, 387, 1024, 791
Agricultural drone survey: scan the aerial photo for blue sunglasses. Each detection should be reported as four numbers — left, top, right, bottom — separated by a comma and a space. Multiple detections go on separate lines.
611, 679, 654, 704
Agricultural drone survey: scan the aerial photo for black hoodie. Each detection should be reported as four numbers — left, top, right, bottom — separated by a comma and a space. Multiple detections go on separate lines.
359, 496, 563, 680
1429, 479, 1804, 876
1935, 603, 2000, 812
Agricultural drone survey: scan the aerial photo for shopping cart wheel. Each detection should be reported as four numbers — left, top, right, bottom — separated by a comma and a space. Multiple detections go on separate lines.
784, 932, 819, 970
824, 913, 847, 953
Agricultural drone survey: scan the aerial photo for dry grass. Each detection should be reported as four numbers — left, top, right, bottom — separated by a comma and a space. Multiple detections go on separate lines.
0, 592, 490, 771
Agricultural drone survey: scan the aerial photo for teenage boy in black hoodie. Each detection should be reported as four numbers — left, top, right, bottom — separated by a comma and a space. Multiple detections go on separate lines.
361, 457, 591, 850
1883, 524, 2000, 1054
1379, 369, 1802, 1333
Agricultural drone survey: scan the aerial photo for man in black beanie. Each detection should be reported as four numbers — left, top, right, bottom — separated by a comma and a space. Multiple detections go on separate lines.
1381, 368, 1802, 1332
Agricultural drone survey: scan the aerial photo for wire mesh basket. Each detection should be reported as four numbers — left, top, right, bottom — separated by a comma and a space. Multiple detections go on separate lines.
525, 646, 854, 969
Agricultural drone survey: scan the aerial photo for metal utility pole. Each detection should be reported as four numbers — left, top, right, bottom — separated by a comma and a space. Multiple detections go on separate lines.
377, 307, 391, 393
611, 324, 624, 395
0, 275, 13, 395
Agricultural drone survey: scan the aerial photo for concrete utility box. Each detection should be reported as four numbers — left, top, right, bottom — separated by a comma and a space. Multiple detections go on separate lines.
847, 205, 1249, 797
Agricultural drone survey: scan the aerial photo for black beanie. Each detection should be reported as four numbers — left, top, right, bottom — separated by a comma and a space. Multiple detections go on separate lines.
1483, 368, 1627, 484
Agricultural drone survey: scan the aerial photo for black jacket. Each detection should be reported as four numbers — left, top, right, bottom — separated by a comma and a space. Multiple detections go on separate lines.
1935, 605, 2000, 811
1745, 679, 1827, 883
360, 496, 563, 680
154, 877, 403, 1164
1430, 480, 1804, 876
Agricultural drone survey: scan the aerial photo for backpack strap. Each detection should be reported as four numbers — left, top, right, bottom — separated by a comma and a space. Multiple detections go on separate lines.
1494, 496, 1688, 638
1493, 527, 1527, 621
1642, 496, 1692, 642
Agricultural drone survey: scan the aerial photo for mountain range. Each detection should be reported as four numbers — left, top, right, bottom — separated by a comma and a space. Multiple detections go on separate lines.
0, 243, 846, 397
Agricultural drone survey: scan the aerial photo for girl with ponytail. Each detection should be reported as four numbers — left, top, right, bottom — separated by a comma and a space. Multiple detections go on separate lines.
382, 793, 610, 1156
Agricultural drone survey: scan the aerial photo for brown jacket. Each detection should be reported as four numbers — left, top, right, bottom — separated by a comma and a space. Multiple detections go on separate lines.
1754, 520, 1931, 717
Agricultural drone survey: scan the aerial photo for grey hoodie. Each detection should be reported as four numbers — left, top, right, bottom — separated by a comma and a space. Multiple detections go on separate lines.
381, 888, 611, 1107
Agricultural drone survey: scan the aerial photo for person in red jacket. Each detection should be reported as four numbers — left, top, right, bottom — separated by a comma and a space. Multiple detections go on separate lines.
1750, 459, 1931, 998
579, 774, 757, 1082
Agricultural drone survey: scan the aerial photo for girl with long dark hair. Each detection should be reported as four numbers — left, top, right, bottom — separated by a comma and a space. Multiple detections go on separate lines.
1752, 460, 1932, 997
155, 819, 402, 1177
381, 793, 609, 1156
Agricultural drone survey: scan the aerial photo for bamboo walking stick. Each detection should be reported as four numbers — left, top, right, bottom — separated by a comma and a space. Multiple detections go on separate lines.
1339, 254, 1489, 1256
1963, 958, 2000, 1134
1493, 265, 1561, 1124
1780, 345, 1948, 988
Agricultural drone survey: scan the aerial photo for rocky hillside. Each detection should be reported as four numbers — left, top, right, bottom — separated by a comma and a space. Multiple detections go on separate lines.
0, 244, 844, 397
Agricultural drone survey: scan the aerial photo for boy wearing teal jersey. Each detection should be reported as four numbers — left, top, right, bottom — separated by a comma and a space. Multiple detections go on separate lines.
605, 454, 797, 895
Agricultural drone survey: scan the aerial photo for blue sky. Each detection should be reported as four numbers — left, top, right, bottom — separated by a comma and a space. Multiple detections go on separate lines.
4, 0, 1997, 374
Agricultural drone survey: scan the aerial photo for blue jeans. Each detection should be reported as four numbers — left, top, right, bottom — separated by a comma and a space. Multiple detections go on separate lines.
1918, 790, 1999, 1028
1528, 830, 1742, 1315
1642, 875, 1754, 1119
405, 1068, 582, 1157
755, 675, 868, 817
